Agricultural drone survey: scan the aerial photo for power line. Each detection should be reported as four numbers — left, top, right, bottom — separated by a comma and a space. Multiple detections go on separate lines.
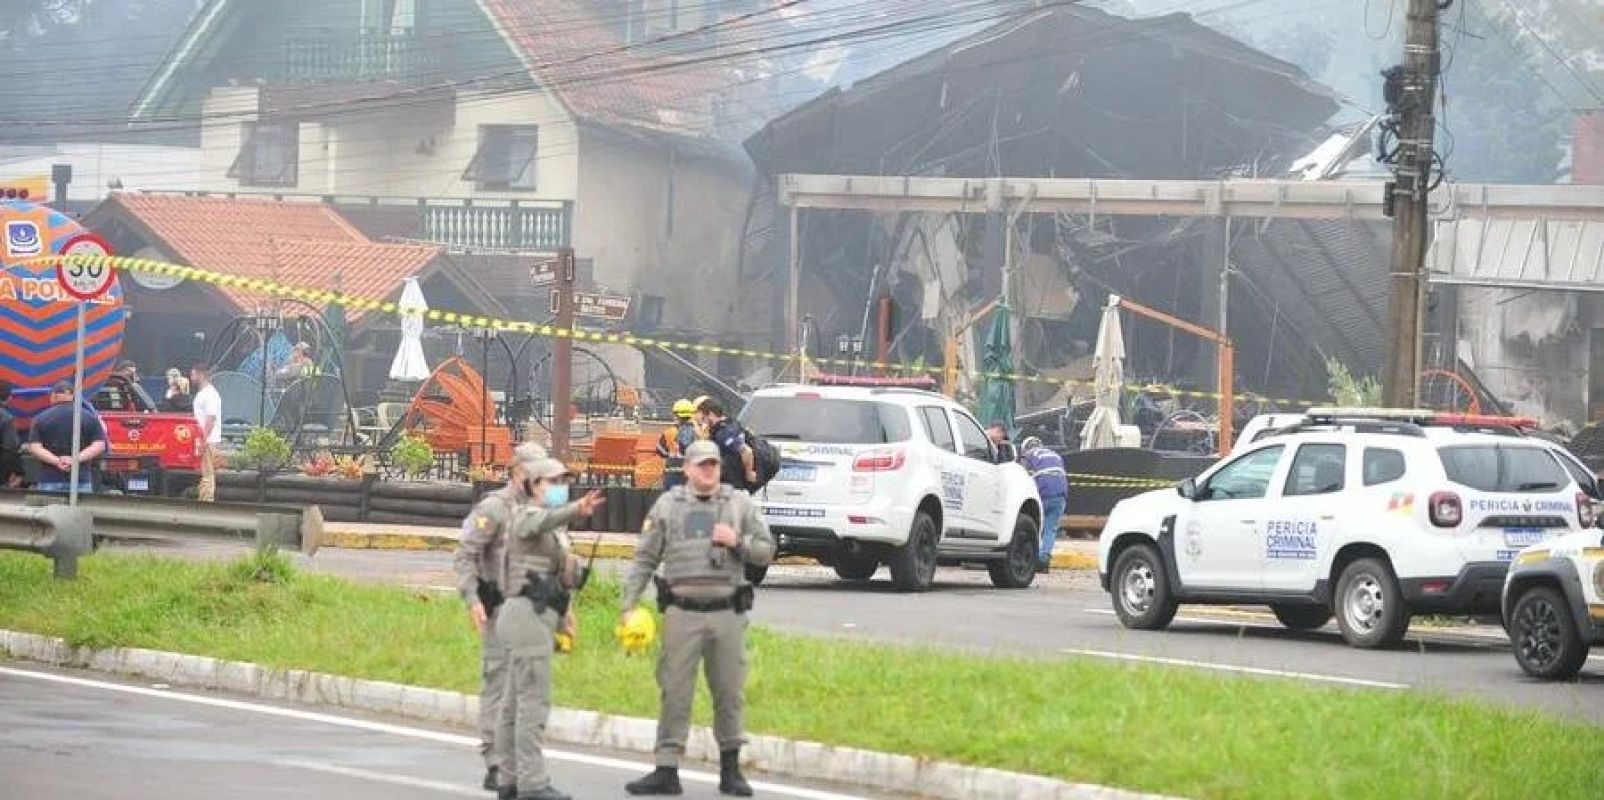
4, 0, 1349, 195
5, 0, 1026, 130
1490, 0, 1604, 105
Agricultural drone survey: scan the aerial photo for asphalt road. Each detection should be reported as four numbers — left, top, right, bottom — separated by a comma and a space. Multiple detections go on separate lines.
104, 541, 1604, 726
0, 664, 890, 800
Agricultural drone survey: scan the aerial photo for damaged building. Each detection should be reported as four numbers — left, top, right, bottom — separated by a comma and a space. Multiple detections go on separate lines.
742, 3, 1360, 419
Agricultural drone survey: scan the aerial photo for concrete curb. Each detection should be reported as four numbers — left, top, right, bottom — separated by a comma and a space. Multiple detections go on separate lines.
322, 527, 1101, 571
1, 629, 1171, 800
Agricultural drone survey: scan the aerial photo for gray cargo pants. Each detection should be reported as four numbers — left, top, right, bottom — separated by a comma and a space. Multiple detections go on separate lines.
654, 606, 748, 768
478, 611, 507, 769
493, 596, 557, 792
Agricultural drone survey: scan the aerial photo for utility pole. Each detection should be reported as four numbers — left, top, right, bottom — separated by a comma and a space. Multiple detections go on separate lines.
551, 247, 576, 459
1380, 0, 1442, 407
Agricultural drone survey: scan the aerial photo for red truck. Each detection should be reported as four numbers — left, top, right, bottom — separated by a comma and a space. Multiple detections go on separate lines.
17, 375, 201, 494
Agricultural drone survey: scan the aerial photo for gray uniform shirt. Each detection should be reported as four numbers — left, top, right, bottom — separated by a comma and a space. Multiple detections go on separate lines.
500, 501, 580, 597
454, 486, 520, 606
621, 485, 775, 609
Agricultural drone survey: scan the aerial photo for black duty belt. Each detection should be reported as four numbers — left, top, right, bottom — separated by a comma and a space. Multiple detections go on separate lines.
656, 578, 753, 614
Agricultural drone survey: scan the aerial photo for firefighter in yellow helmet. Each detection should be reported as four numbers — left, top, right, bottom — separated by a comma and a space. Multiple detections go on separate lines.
655, 399, 699, 489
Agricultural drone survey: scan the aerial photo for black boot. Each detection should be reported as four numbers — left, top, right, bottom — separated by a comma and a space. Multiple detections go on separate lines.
496, 786, 516, 800
483, 766, 500, 792
516, 786, 571, 800
719, 749, 753, 797
625, 767, 683, 796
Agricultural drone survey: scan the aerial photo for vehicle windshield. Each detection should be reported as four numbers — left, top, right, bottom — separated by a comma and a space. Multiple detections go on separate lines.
741, 397, 912, 445
1438, 444, 1570, 493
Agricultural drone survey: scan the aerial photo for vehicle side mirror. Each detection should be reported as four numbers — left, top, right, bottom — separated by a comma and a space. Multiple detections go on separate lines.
1177, 478, 1197, 500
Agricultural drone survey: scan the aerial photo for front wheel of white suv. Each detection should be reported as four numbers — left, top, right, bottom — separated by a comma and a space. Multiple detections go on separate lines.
1110, 543, 1177, 630
1333, 558, 1411, 649
987, 514, 1039, 589
1508, 585, 1589, 680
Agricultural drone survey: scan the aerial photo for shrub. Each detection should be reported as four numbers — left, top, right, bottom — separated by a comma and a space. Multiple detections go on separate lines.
391, 433, 434, 479
1326, 357, 1382, 407
238, 427, 292, 473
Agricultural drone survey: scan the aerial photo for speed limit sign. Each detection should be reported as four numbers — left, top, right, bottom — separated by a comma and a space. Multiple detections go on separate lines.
55, 233, 116, 301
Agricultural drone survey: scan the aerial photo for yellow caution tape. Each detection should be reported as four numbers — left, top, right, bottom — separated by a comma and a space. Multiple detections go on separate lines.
24, 253, 1323, 408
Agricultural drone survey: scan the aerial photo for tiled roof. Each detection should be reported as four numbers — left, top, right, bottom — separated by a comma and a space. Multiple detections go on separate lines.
101, 193, 442, 320
270, 239, 444, 320
479, 0, 732, 134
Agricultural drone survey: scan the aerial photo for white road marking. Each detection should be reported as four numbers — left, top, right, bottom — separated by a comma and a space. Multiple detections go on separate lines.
1083, 607, 1283, 629
274, 760, 483, 797
1055, 648, 1411, 690
0, 666, 872, 800
1082, 607, 1509, 644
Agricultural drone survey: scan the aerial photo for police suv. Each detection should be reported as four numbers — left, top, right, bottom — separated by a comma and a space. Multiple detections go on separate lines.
1098, 409, 1594, 648
1502, 531, 1604, 680
739, 384, 1044, 592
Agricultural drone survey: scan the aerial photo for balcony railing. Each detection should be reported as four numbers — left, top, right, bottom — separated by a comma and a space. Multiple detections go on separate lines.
420, 199, 572, 253
148, 192, 572, 252
283, 28, 441, 83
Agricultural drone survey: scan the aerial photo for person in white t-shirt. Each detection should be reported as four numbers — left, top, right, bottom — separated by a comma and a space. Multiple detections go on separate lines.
190, 362, 224, 503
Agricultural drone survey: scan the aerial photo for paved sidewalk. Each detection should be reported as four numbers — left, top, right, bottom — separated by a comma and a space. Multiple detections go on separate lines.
323, 522, 1102, 570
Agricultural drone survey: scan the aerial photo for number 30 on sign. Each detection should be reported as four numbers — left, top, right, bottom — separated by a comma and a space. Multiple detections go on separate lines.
54, 234, 115, 301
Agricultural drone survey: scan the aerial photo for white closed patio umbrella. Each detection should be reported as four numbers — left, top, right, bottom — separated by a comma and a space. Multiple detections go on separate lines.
389, 276, 431, 381
1079, 294, 1126, 450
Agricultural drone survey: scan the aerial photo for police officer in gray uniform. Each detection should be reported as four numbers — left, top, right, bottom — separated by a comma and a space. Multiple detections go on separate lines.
454, 442, 548, 792
622, 440, 775, 797
494, 454, 604, 800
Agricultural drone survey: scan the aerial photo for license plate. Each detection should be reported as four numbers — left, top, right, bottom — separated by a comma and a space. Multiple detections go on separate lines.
1503, 528, 1546, 547
126, 478, 149, 492
777, 464, 817, 483
763, 507, 825, 519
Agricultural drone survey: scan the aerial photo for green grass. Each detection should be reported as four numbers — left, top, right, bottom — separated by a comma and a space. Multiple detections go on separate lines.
1, 551, 1600, 800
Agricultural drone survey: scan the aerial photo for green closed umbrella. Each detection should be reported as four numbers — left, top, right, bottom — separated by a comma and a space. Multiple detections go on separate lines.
976, 298, 1016, 436
320, 301, 347, 378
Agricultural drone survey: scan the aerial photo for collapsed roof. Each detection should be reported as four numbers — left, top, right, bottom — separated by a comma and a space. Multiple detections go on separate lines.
741, 3, 1354, 405
746, 3, 1342, 179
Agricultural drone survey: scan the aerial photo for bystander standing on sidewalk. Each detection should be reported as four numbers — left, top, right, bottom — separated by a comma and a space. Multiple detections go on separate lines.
25, 382, 106, 494
0, 382, 22, 488
191, 364, 223, 502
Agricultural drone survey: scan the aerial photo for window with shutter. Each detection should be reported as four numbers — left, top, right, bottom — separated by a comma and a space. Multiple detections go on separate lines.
462, 125, 538, 190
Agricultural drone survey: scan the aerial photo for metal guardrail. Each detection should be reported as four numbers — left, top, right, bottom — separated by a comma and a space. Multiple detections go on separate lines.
0, 504, 93, 579
0, 491, 324, 579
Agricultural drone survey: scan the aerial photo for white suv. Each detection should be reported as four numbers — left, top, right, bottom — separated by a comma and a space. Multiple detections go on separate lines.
1098, 409, 1593, 648
1502, 531, 1604, 680
739, 384, 1044, 591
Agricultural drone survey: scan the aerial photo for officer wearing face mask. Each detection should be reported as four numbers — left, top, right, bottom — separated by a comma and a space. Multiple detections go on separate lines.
491, 453, 604, 800
621, 440, 774, 797
454, 442, 548, 793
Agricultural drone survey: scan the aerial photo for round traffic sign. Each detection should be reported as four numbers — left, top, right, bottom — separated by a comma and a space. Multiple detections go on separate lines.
55, 233, 116, 301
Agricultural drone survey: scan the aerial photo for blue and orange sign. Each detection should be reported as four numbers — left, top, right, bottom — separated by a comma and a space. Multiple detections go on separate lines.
1, 200, 126, 422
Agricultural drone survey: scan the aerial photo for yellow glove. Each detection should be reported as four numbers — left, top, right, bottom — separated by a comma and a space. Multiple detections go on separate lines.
554, 632, 574, 654
614, 607, 657, 655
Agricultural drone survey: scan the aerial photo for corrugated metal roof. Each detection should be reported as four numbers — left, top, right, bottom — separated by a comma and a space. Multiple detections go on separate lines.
1229, 218, 1390, 379
1429, 218, 1604, 289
